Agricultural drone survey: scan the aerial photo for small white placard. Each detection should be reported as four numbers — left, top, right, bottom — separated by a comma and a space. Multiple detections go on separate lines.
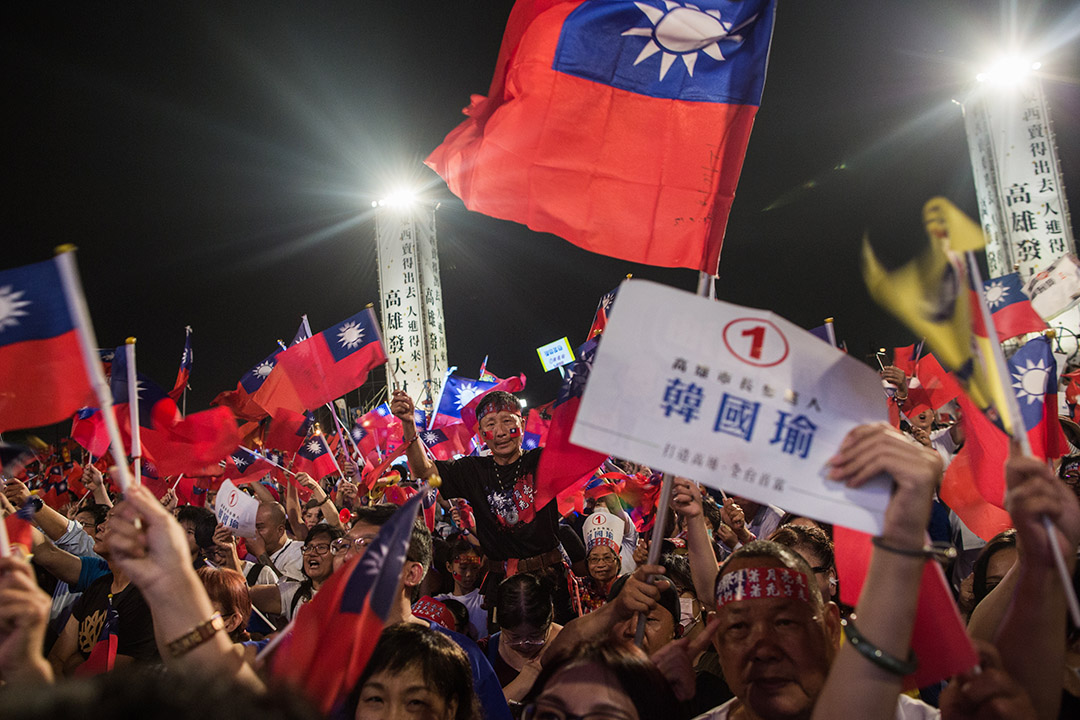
215, 479, 259, 539
537, 337, 576, 372
571, 280, 892, 535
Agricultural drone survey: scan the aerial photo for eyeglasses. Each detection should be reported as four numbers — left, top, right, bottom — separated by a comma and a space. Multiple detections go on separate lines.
330, 536, 376, 556
301, 543, 331, 556
522, 701, 635, 720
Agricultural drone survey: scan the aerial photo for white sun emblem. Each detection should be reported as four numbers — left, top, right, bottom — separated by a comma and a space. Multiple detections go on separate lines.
337, 321, 365, 349
421, 431, 440, 445
455, 382, 487, 409
254, 360, 275, 378
231, 454, 249, 468
622, 1, 750, 80
0, 285, 32, 331
600, 293, 614, 311
984, 281, 1010, 310
306, 439, 324, 455
1011, 357, 1051, 404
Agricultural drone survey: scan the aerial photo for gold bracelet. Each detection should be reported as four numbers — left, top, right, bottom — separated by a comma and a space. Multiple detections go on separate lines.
166, 612, 225, 658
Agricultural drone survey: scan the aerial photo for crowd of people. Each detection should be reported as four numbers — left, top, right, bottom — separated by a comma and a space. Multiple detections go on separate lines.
2, 370, 1080, 720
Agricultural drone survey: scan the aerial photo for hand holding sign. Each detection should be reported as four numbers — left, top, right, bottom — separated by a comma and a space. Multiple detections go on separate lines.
214, 480, 259, 539
572, 280, 892, 534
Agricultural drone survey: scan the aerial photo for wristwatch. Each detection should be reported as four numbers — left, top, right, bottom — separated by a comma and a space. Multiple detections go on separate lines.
27, 496, 44, 513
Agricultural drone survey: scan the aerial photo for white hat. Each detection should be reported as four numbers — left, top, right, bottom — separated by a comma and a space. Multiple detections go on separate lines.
583, 510, 623, 556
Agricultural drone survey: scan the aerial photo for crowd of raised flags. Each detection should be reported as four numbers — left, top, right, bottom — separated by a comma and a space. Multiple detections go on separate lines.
3, 1, 1080, 719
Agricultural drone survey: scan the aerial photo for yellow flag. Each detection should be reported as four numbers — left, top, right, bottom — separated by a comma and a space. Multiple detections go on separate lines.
922, 197, 987, 253
862, 198, 1010, 430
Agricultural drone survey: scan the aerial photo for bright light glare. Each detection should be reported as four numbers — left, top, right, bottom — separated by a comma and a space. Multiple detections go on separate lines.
376, 189, 418, 208
976, 55, 1041, 84
519, 398, 528, 409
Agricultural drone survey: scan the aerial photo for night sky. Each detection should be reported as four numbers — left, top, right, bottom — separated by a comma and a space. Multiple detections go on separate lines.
5, 1, 1079, 428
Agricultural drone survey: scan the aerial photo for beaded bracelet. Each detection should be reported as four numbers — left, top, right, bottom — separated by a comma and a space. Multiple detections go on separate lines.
841, 617, 918, 676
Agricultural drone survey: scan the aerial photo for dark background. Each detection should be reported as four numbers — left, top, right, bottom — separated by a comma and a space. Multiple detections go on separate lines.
4, 1, 1078, 424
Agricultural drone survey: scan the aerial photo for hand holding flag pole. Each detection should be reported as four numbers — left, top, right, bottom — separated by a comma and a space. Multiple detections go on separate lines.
966, 252, 1080, 626
54, 246, 134, 493
634, 472, 675, 647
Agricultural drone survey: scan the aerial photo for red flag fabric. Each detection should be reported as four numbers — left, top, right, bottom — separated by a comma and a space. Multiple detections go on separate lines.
416, 423, 475, 461
587, 286, 618, 341
268, 492, 423, 714
0, 258, 95, 431
534, 341, 606, 510
73, 601, 119, 676
168, 326, 193, 402
4, 505, 35, 556
359, 442, 410, 495
223, 447, 274, 484
941, 393, 1013, 540
275, 309, 387, 411
426, 0, 776, 274
983, 272, 1047, 342
70, 408, 111, 458
265, 409, 315, 454
833, 527, 979, 690
459, 373, 527, 432
293, 433, 338, 480
135, 406, 240, 478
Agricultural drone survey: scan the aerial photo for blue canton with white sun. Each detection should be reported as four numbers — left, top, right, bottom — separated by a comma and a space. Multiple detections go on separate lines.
553, 0, 775, 104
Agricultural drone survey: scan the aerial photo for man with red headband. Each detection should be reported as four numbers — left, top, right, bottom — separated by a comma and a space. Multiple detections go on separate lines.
391, 389, 562, 574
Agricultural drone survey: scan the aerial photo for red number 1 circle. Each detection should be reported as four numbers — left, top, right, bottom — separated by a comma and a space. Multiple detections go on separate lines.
722, 318, 789, 367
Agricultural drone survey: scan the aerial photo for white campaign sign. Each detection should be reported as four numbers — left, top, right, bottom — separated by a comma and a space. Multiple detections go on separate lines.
571, 280, 893, 535
215, 479, 260, 539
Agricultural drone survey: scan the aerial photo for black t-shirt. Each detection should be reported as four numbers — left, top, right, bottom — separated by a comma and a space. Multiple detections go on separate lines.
435, 448, 559, 561
71, 574, 159, 664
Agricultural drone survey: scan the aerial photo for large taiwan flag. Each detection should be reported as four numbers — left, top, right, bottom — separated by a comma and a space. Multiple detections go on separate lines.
427, 0, 776, 274
0, 258, 95, 431
276, 309, 388, 411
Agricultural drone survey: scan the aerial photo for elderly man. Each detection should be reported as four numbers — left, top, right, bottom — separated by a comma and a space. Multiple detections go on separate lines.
684, 424, 1074, 720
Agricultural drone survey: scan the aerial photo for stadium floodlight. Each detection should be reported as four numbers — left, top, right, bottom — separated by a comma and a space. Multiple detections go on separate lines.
975, 55, 1041, 84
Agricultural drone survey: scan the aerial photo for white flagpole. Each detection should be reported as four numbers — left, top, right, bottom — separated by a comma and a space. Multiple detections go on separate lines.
966, 251, 1080, 625
125, 338, 142, 486
823, 317, 837, 348
0, 512, 10, 558
181, 325, 192, 417
54, 246, 134, 493
240, 447, 296, 477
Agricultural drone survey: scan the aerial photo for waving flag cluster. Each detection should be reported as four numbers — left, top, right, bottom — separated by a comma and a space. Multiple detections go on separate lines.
109, 346, 239, 477
534, 338, 607, 510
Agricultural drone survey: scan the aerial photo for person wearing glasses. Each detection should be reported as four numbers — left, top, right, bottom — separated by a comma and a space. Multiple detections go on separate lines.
248, 523, 343, 622
520, 640, 685, 720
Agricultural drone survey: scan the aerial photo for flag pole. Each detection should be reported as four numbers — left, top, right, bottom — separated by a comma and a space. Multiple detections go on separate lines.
0, 511, 10, 558
54, 246, 134, 493
635, 471, 674, 647
696, 271, 715, 299
965, 252, 1080, 625
427, 366, 457, 430
823, 317, 837, 348
241, 447, 296, 477
125, 338, 142, 486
